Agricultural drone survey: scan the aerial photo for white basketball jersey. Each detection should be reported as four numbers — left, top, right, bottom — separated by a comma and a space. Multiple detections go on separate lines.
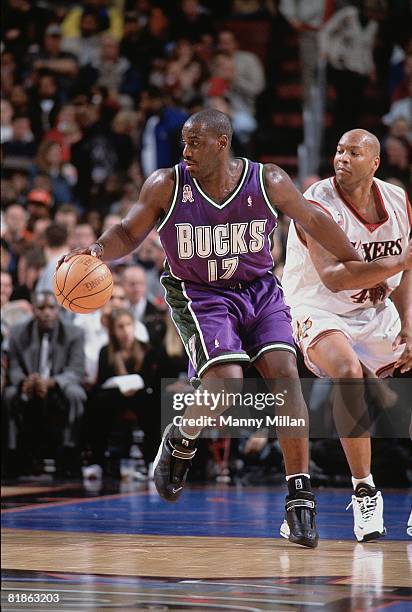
283, 177, 411, 315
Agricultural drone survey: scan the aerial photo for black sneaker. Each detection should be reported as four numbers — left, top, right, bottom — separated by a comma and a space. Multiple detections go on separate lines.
279, 491, 319, 548
153, 424, 197, 502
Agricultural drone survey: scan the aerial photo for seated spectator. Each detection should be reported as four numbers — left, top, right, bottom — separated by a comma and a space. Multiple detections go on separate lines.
54, 203, 79, 232
69, 222, 97, 250
61, 0, 123, 41
4, 291, 86, 476
36, 223, 69, 293
1, 99, 14, 144
28, 24, 79, 100
85, 33, 141, 101
138, 86, 187, 177
85, 308, 158, 475
217, 29, 265, 119
2, 204, 32, 272
43, 104, 82, 162
135, 230, 167, 306
32, 141, 77, 205
2, 115, 37, 159
61, 8, 102, 66
28, 72, 61, 142
121, 264, 166, 344
378, 135, 411, 192
72, 282, 149, 384
1, 271, 13, 309
172, 0, 214, 43
26, 189, 52, 232
11, 245, 46, 303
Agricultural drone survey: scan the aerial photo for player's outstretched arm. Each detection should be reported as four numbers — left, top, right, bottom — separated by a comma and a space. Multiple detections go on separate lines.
57, 168, 175, 266
305, 236, 412, 292
263, 164, 362, 263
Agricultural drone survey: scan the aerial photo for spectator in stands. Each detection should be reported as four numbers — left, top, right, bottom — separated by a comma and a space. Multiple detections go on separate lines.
11, 245, 46, 303
87, 33, 141, 100
2, 115, 37, 159
43, 104, 82, 163
29, 24, 79, 99
54, 203, 79, 232
1, 99, 14, 144
320, 2, 378, 140
61, 8, 102, 66
172, 0, 214, 43
217, 29, 265, 118
61, 0, 123, 41
25, 189, 52, 232
73, 282, 149, 384
138, 86, 187, 177
32, 141, 76, 204
5, 291, 86, 476
28, 72, 62, 142
121, 264, 166, 344
1, 271, 13, 308
135, 230, 166, 305
69, 223, 97, 250
378, 135, 411, 192
2, 204, 31, 263
36, 223, 69, 293
86, 308, 157, 475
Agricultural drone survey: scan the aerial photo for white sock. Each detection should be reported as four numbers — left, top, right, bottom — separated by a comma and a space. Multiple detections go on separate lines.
286, 472, 310, 481
179, 426, 200, 440
352, 474, 375, 490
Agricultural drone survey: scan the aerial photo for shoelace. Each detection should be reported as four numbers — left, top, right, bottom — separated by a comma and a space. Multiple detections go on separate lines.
346, 495, 378, 521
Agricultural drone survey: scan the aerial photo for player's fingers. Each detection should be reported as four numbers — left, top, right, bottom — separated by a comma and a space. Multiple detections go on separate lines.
395, 347, 412, 372
392, 334, 402, 350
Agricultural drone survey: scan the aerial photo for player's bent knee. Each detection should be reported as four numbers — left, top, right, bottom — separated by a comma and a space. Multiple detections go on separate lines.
333, 361, 363, 379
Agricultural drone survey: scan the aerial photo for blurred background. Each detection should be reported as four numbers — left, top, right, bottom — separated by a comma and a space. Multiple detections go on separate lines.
1, 0, 411, 489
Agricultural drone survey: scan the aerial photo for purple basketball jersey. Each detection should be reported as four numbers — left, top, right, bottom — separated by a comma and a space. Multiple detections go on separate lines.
158, 159, 278, 286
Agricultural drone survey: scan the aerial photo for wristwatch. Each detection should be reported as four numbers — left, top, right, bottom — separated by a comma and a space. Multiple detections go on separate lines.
91, 242, 104, 258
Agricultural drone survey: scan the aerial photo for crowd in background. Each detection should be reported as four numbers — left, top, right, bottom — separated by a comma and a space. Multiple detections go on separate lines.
1, 0, 411, 485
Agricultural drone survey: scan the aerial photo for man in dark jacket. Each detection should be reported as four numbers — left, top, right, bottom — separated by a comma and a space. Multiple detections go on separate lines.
5, 291, 86, 475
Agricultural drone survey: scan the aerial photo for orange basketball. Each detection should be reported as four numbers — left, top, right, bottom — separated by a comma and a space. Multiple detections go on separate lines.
53, 254, 113, 314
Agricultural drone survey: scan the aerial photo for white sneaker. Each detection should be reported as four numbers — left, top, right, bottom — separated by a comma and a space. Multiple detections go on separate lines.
346, 483, 386, 542
407, 510, 412, 537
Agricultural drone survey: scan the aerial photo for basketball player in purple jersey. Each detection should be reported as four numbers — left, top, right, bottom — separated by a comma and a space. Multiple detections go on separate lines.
60, 110, 373, 548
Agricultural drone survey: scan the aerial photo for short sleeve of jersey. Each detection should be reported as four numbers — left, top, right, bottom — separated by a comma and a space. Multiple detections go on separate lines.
303, 180, 344, 227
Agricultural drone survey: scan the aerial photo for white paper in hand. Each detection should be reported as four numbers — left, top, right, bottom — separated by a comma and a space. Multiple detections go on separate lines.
101, 374, 144, 394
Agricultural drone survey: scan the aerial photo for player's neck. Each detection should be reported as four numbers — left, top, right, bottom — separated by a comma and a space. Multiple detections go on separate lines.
336, 178, 375, 213
197, 157, 242, 196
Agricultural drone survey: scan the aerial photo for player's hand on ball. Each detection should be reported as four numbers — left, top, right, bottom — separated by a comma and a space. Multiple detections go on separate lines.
56, 243, 103, 271
393, 329, 412, 373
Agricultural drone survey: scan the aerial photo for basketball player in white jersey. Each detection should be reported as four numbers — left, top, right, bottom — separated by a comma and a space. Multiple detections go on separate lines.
283, 129, 412, 541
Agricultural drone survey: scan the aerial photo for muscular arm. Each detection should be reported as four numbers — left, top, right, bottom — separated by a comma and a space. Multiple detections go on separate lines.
91, 168, 175, 262
264, 164, 361, 263
305, 233, 411, 292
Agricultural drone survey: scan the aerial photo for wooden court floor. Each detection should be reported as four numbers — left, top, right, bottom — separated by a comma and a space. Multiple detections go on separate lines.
1, 482, 411, 610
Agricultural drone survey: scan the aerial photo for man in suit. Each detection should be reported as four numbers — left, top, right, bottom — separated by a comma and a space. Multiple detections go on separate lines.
121, 264, 166, 345
5, 291, 86, 475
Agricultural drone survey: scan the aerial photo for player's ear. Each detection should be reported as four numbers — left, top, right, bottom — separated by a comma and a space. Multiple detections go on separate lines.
374, 156, 380, 173
218, 135, 228, 150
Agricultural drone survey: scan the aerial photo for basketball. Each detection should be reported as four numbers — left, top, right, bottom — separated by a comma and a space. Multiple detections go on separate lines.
53, 254, 113, 314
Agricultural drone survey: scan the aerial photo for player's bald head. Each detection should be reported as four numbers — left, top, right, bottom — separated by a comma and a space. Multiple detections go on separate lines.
184, 109, 233, 145
340, 129, 380, 157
